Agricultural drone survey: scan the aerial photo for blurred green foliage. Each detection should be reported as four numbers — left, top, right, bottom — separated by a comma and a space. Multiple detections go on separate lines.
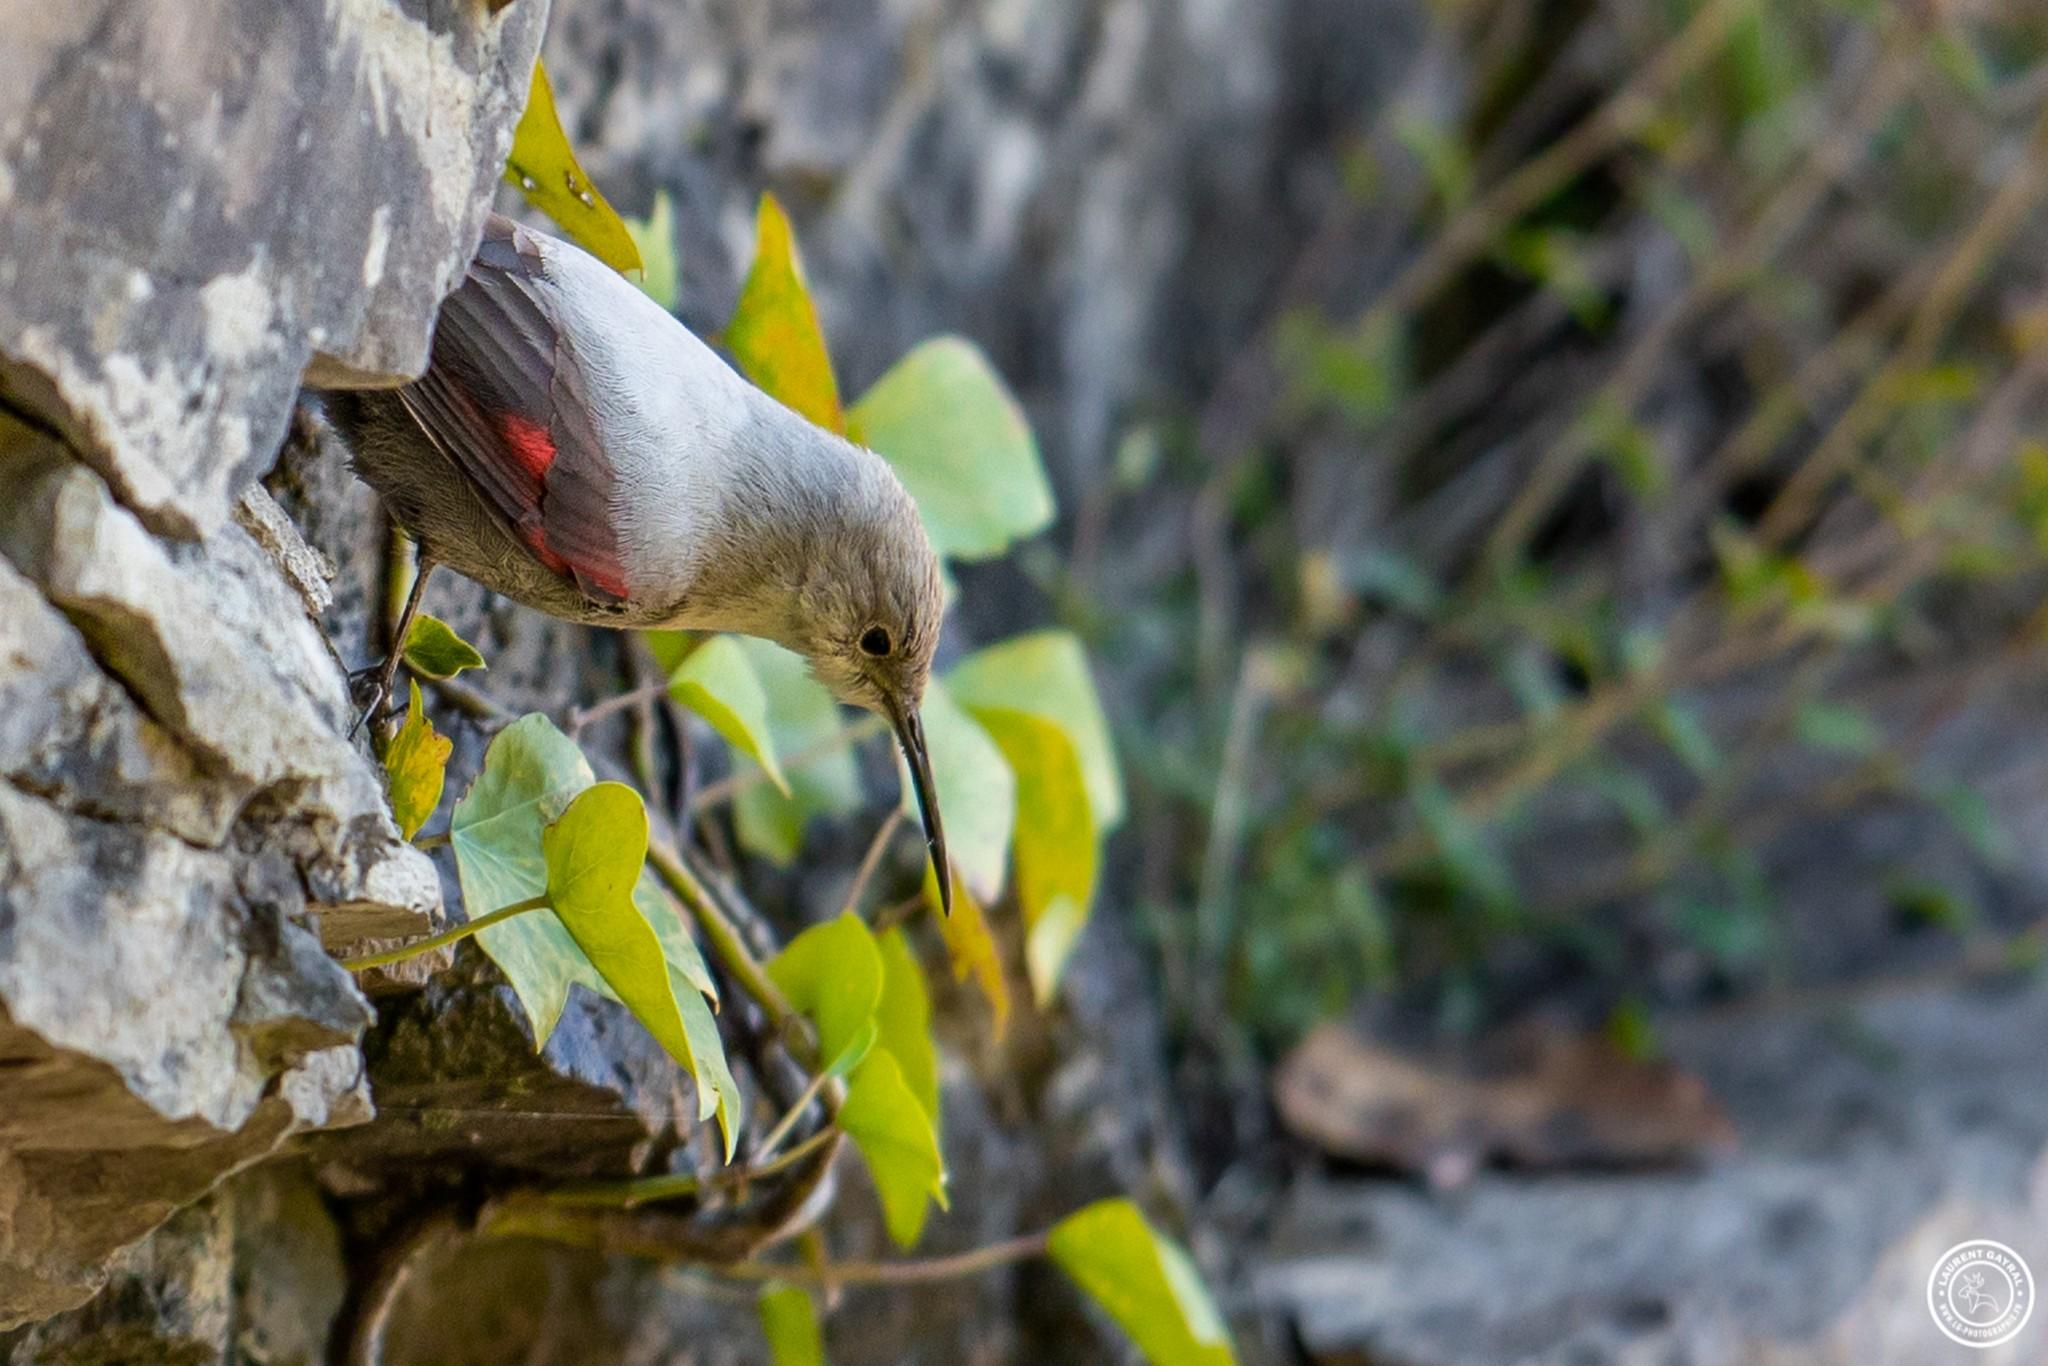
1092, 1, 2048, 1052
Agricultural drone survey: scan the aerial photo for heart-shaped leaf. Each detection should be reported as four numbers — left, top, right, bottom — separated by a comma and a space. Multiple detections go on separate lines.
452, 716, 738, 1153
848, 337, 1052, 561
948, 630, 1123, 828
840, 1048, 947, 1248
726, 192, 843, 433
732, 640, 864, 864
875, 928, 939, 1134
504, 60, 641, 275
767, 912, 883, 1066
542, 783, 739, 1156
1048, 1199, 1235, 1365
402, 613, 486, 682
384, 679, 451, 841
667, 634, 789, 795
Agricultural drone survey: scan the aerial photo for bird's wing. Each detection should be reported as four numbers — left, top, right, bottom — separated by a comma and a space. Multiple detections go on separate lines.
396, 214, 629, 604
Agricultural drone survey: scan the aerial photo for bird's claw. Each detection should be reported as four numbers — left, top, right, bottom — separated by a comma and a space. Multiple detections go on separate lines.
347, 660, 399, 740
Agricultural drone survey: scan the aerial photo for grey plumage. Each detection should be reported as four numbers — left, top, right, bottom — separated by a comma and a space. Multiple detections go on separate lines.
325, 211, 952, 906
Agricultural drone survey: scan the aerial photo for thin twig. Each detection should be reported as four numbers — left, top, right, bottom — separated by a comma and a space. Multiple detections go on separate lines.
692, 716, 886, 808
1193, 650, 1272, 1019
752, 1089, 836, 1172
569, 677, 672, 738
843, 810, 905, 918
710, 1231, 1050, 1287
430, 675, 511, 724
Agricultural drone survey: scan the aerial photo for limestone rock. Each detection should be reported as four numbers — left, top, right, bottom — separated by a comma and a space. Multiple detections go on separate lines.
0, 0, 550, 1327
0, 1195, 233, 1365
0, 0, 549, 536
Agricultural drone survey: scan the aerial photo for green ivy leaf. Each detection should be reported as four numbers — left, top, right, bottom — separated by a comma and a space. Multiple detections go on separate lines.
667, 635, 790, 795
384, 680, 451, 841
874, 929, 939, 1135
451, 717, 738, 1152
626, 190, 680, 311
767, 912, 884, 1066
848, 338, 1053, 562
503, 60, 642, 275
543, 782, 740, 1156
637, 874, 718, 1005
453, 715, 599, 1041
1048, 1200, 1235, 1366
402, 613, 486, 681
758, 1284, 825, 1366
910, 679, 1016, 905
733, 640, 865, 865
946, 631, 1124, 828
968, 708, 1096, 1004
840, 1048, 947, 1248
726, 192, 844, 433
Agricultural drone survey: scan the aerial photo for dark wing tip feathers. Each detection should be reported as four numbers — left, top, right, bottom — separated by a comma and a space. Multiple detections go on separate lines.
384, 217, 630, 606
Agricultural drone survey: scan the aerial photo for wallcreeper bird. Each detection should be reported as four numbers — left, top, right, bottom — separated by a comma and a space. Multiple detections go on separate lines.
326, 213, 951, 910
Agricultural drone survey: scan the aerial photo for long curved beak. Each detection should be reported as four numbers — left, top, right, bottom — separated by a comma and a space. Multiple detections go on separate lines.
885, 696, 950, 916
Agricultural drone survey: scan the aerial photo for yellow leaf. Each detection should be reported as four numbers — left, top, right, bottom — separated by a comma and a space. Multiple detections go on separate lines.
947, 631, 1124, 829
504, 60, 642, 275
967, 708, 1097, 1004
543, 783, 741, 1158
924, 863, 1009, 1038
725, 192, 844, 433
383, 680, 451, 841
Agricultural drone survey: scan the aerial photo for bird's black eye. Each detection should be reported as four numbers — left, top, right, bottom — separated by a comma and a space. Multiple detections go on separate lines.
860, 626, 893, 657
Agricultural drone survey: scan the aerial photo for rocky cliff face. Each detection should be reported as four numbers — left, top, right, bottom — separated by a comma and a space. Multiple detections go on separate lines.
0, 0, 547, 1330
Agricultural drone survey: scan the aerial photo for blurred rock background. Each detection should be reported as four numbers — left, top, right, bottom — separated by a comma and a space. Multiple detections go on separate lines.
7, 0, 2048, 1362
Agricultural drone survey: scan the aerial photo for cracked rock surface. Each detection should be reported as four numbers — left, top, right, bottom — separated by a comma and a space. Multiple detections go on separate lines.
0, 0, 549, 1330
0, 0, 549, 536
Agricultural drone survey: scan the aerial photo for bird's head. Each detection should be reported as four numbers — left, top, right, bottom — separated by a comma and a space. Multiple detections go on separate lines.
783, 467, 952, 912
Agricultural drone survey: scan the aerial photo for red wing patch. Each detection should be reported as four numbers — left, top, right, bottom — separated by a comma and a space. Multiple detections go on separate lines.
497, 413, 557, 479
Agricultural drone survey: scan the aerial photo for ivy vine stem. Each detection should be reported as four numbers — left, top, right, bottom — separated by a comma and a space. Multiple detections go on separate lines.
752, 1070, 836, 1162
712, 1230, 1051, 1287
535, 1126, 841, 1213
645, 837, 796, 1030
339, 893, 551, 971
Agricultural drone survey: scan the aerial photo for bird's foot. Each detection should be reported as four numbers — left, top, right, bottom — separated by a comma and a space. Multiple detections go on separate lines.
347, 660, 401, 740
